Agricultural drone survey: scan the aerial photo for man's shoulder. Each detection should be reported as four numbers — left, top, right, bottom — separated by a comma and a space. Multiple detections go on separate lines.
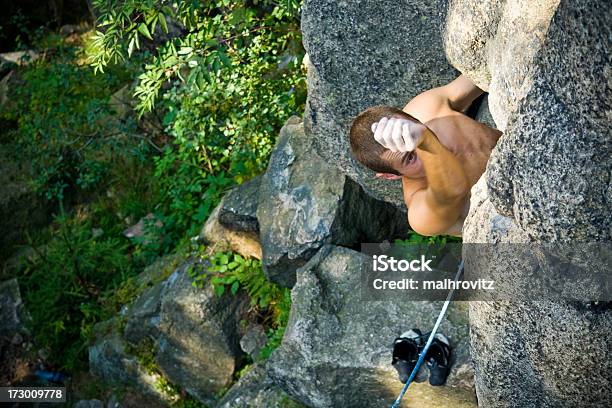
402, 88, 452, 124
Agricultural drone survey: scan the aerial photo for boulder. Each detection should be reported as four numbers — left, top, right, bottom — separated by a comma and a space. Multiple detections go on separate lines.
156, 263, 250, 405
216, 363, 304, 408
0, 278, 31, 385
201, 202, 262, 260
444, 0, 559, 131
218, 176, 261, 234
484, 0, 611, 242
121, 254, 179, 344
239, 324, 268, 360
0, 278, 28, 335
267, 245, 476, 408
301, 0, 457, 206
90, 259, 250, 405
201, 176, 262, 259
89, 332, 168, 402
456, 0, 612, 406
257, 117, 409, 287
122, 282, 164, 345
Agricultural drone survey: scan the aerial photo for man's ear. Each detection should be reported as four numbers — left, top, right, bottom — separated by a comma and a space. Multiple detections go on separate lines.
375, 173, 402, 180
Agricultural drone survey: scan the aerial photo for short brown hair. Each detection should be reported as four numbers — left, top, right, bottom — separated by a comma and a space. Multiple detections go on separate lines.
349, 105, 416, 175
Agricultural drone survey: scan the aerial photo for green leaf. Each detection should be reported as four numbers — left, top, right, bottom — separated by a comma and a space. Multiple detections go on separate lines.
159, 13, 168, 34
230, 281, 239, 295
137, 23, 153, 40
218, 51, 232, 67
128, 36, 136, 57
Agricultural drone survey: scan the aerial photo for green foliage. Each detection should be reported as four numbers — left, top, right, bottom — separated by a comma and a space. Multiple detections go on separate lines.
202, 252, 281, 307
4, 0, 305, 377
189, 251, 292, 360
20, 209, 136, 370
397, 230, 462, 245
87, 0, 307, 239
392, 231, 462, 272
257, 287, 291, 360
126, 338, 158, 374
0, 34, 140, 202
88, 0, 303, 113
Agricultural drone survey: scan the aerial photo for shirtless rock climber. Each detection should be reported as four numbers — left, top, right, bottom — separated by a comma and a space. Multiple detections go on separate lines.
349, 75, 502, 236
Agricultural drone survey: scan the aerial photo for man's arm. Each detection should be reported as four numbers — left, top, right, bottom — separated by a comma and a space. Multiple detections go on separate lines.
372, 117, 469, 236
404, 75, 484, 117
403, 128, 469, 236
438, 75, 484, 113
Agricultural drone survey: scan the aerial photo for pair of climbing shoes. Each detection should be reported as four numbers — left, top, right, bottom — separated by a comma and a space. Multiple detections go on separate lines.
392, 328, 451, 386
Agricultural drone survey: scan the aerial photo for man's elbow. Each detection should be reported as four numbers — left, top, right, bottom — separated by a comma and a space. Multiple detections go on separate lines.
408, 198, 468, 236
409, 222, 443, 237
408, 214, 456, 237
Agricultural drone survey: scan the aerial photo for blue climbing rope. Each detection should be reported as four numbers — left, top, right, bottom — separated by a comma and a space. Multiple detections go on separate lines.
391, 259, 465, 408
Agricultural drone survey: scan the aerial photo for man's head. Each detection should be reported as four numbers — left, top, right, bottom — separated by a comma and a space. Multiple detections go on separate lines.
349, 105, 420, 179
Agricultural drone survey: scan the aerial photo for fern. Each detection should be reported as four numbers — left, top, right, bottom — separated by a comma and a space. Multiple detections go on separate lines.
189, 251, 292, 360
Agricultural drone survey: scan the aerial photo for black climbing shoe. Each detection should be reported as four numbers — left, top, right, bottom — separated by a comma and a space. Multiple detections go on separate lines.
392, 329, 429, 384
425, 333, 451, 386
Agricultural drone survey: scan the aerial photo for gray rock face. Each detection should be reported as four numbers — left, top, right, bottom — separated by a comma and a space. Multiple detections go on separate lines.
89, 332, 168, 401
122, 283, 164, 345
156, 263, 249, 405
0, 278, 30, 384
258, 117, 410, 287
466, 179, 612, 407
239, 324, 268, 360
485, 0, 611, 242
267, 245, 476, 408
120, 255, 178, 344
473, 94, 496, 130
0, 278, 28, 335
301, 0, 457, 206
216, 363, 304, 408
90, 260, 250, 405
457, 1, 612, 406
462, 177, 528, 244
444, 0, 559, 131
201, 202, 262, 260
470, 300, 611, 408
219, 176, 261, 234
